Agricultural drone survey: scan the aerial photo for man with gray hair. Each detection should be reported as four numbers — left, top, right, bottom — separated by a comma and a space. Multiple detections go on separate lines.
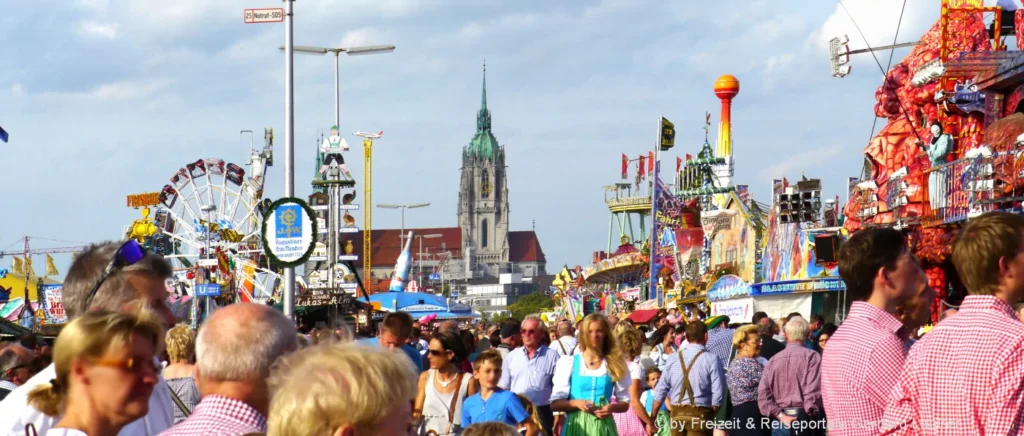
161, 303, 297, 435
0, 240, 177, 435
0, 346, 33, 401
499, 315, 558, 435
757, 316, 825, 435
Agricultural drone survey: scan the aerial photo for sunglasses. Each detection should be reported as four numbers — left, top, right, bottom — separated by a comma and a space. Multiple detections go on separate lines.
428, 349, 449, 357
93, 357, 158, 375
84, 240, 148, 310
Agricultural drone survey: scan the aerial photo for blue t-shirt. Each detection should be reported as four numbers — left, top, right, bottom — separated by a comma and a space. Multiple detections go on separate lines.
461, 389, 530, 428
358, 337, 425, 372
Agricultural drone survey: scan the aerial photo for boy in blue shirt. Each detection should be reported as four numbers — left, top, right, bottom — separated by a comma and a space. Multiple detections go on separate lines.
461, 350, 540, 435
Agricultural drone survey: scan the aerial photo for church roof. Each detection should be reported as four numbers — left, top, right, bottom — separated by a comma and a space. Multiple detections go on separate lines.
349, 227, 547, 269
509, 231, 547, 263
466, 64, 500, 161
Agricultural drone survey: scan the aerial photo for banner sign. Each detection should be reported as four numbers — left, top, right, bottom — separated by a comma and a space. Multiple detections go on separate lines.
40, 284, 68, 324
751, 278, 846, 296
710, 297, 754, 320
296, 290, 354, 308
195, 283, 222, 297
706, 274, 752, 302
261, 198, 318, 267
126, 192, 161, 208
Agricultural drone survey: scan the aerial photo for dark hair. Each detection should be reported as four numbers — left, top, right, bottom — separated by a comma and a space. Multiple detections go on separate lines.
19, 332, 36, 350
381, 312, 414, 339
460, 330, 476, 357
650, 325, 674, 346
673, 323, 687, 335
786, 312, 802, 323
820, 322, 838, 338
838, 227, 908, 301
685, 321, 707, 344
752, 311, 768, 325
645, 366, 662, 378
431, 331, 468, 364
810, 314, 824, 325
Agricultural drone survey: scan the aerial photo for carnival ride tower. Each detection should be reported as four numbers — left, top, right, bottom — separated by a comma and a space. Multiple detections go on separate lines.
712, 75, 739, 205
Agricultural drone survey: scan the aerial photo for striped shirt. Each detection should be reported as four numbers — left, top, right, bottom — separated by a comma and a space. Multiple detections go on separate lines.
880, 295, 1024, 435
652, 344, 724, 407
821, 302, 907, 436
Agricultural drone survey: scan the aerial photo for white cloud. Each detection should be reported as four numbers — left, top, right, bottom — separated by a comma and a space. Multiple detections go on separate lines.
751, 15, 806, 42
75, 0, 109, 12
40, 78, 173, 101
812, 0, 934, 54
79, 21, 119, 39
764, 54, 795, 74
339, 27, 386, 49
457, 22, 484, 42
760, 146, 844, 179
11, 82, 25, 97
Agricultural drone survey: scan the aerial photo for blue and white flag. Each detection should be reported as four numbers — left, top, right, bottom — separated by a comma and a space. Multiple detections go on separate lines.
0, 125, 8, 143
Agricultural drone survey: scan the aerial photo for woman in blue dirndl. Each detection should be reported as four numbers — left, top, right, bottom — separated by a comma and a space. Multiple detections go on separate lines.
551, 314, 632, 436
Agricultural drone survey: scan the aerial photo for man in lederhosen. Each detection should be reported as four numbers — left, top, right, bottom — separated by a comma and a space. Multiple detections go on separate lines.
319, 125, 351, 179
650, 320, 725, 436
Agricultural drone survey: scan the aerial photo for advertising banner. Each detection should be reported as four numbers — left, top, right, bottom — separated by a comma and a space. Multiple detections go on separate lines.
751, 278, 846, 296
40, 284, 68, 324
706, 274, 752, 302
710, 297, 754, 321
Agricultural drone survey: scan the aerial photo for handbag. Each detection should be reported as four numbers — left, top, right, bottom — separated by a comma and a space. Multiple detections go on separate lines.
425, 372, 465, 436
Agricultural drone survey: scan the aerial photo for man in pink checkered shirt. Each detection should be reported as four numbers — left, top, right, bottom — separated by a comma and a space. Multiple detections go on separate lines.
821, 228, 928, 436
880, 212, 1024, 435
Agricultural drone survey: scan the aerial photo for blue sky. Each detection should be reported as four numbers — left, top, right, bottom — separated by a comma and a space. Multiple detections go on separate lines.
0, 0, 1009, 274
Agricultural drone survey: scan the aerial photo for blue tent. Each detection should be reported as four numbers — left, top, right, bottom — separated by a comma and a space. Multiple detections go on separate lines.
368, 292, 479, 319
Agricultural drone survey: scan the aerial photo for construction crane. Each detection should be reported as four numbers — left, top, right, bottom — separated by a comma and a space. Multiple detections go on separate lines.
0, 236, 86, 259
353, 130, 383, 294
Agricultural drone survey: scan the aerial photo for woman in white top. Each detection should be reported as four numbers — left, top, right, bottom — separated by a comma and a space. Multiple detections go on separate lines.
415, 330, 478, 436
27, 310, 162, 436
647, 325, 676, 371
550, 313, 631, 436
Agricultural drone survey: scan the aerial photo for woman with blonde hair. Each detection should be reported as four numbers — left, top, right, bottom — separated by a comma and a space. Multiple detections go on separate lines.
267, 343, 419, 435
27, 310, 163, 436
611, 327, 653, 436
726, 325, 768, 436
550, 313, 631, 436
162, 324, 199, 424
514, 393, 547, 436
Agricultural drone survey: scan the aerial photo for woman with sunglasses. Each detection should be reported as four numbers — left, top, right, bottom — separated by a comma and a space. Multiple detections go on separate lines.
27, 310, 163, 436
551, 313, 631, 436
415, 331, 479, 435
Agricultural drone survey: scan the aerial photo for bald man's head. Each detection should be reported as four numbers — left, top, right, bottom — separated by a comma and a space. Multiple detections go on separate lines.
196, 303, 297, 382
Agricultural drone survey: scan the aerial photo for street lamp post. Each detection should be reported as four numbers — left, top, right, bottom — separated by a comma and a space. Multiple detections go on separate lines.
416, 234, 443, 288
376, 203, 430, 244
284, 44, 396, 127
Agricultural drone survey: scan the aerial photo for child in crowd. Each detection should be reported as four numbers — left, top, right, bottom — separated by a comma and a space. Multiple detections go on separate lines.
515, 394, 548, 436
462, 350, 541, 436
639, 368, 671, 436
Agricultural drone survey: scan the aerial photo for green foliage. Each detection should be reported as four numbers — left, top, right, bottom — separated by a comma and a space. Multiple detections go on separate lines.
507, 291, 555, 320
441, 283, 451, 298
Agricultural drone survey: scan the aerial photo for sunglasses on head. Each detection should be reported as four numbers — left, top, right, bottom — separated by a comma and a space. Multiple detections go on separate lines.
84, 240, 148, 310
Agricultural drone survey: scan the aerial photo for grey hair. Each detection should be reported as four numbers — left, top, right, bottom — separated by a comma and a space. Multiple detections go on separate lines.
0, 348, 27, 375
784, 316, 810, 342
62, 241, 172, 319
196, 304, 298, 381
522, 315, 546, 332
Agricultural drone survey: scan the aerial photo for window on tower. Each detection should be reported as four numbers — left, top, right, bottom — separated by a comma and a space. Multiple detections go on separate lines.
482, 219, 488, 248
481, 170, 492, 198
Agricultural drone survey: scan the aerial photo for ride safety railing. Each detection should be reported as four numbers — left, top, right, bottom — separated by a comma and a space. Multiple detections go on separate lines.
921, 149, 1024, 227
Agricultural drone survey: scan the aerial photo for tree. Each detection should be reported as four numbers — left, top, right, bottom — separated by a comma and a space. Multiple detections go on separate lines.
441, 283, 452, 298
507, 291, 555, 320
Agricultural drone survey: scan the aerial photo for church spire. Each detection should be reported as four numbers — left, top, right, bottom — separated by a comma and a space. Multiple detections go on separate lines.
476, 62, 491, 133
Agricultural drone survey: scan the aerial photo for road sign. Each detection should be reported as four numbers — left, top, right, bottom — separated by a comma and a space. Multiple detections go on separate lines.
451, 291, 459, 299
429, 273, 441, 281
244, 8, 284, 23
195, 283, 222, 297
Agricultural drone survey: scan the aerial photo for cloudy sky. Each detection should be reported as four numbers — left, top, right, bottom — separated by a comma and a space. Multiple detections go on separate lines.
0, 0, 1012, 274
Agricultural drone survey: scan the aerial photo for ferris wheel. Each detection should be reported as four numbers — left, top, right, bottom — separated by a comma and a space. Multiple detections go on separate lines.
139, 135, 278, 304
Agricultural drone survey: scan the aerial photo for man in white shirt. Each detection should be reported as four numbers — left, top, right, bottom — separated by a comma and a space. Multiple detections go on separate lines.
551, 320, 579, 357
0, 241, 177, 435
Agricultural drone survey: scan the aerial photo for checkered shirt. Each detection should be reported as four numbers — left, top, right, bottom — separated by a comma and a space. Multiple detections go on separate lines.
159, 395, 267, 436
880, 295, 1024, 435
706, 326, 735, 367
820, 302, 907, 436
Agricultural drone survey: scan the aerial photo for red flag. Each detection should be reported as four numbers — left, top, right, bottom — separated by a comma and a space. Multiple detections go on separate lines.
638, 155, 646, 178
686, 153, 692, 161
676, 156, 683, 173
621, 154, 628, 179
648, 151, 655, 174
783, 177, 789, 190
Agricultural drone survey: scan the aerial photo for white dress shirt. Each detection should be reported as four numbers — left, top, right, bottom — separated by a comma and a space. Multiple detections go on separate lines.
549, 355, 631, 403
552, 336, 579, 357
0, 362, 173, 436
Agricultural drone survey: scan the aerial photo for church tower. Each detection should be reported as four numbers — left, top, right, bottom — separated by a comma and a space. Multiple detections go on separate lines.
458, 64, 510, 278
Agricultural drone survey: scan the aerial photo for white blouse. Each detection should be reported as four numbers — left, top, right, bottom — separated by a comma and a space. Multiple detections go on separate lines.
549, 355, 631, 403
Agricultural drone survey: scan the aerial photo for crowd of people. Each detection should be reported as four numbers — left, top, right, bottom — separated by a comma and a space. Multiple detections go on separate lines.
2, 210, 1024, 435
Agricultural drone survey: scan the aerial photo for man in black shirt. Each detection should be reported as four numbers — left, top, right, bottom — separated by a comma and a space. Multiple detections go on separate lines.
757, 318, 785, 360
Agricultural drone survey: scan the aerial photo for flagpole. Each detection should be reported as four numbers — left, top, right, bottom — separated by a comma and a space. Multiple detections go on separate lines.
650, 115, 661, 307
